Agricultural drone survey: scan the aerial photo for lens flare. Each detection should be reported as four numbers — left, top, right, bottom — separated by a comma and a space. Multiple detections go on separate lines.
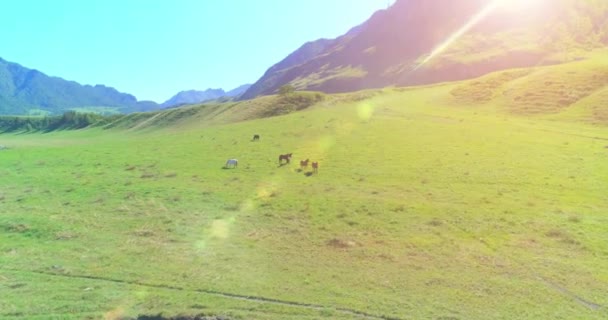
318, 135, 336, 151
193, 100, 378, 255
415, 0, 549, 70
494, 0, 548, 11
357, 102, 375, 121
415, 0, 501, 70
210, 217, 235, 239
104, 307, 125, 320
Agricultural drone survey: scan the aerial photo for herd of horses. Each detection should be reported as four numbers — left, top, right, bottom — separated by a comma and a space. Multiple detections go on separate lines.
278, 153, 319, 173
297, 158, 318, 173
224, 135, 319, 173
277, 154, 319, 173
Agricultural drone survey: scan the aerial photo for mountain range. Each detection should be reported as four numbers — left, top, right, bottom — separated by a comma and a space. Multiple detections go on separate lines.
0, 57, 160, 115
2, 0, 607, 114
161, 84, 251, 108
241, 0, 608, 99
0, 56, 251, 115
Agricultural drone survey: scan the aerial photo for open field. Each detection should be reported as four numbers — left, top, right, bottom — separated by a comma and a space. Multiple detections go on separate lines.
1, 55, 608, 319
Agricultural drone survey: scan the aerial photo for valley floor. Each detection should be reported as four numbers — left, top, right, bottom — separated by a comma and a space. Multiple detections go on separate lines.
1, 73, 608, 319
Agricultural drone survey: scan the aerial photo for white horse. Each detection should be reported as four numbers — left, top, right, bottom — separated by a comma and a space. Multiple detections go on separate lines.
225, 159, 238, 168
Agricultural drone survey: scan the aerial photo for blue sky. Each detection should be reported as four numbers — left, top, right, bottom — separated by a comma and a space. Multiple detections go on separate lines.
2, 0, 395, 102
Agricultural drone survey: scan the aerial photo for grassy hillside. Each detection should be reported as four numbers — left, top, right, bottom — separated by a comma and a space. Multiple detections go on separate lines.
448, 51, 608, 123
0, 91, 328, 134
242, 0, 608, 99
1, 57, 608, 319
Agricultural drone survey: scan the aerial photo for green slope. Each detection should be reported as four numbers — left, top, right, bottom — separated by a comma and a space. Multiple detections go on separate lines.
0, 57, 160, 115
448, 50, 608, 124
1, 59, 608, 319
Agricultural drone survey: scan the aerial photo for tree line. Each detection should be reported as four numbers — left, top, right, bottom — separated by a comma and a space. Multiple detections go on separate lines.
0, 111, 112, 133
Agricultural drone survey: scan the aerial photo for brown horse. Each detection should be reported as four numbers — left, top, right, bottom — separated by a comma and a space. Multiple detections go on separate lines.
311, 161, 319, 173
300, 159, 310, 169
279, 153, 293, 164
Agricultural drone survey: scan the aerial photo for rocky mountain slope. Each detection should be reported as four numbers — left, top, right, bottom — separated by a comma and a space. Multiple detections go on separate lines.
241, 0, 608, 99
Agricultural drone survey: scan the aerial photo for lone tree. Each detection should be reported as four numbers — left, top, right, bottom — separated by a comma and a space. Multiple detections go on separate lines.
278, 84, 295, 96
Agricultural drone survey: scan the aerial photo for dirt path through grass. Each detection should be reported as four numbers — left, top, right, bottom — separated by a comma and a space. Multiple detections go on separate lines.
1, 268, 402, 320
442, 220, 605, 312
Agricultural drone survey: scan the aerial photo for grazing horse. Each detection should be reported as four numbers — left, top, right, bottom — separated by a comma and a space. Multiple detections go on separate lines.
311, 161, 319, 173
300, 159, 310, 169
252, 134, 260, 141
225, 159, 238, 168
279, 153, 293, 164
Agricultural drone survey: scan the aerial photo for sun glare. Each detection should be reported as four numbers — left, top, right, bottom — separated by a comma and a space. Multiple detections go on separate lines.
415, 0, 549, 70
415, 1, 500, 69
493, 0, 549, 11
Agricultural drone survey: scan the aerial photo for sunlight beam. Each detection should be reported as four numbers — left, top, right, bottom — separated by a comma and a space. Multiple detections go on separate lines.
414, 0, 502, 70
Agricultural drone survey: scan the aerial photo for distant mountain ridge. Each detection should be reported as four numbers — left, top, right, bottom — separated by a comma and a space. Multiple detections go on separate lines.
240, 26, 363, 100
162, 84, 251, 107
241, 0, 608, 99
0, 57, 160, 115
226, 84, 252, 97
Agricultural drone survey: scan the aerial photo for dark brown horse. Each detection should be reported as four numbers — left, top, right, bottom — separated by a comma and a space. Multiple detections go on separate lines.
311, 161, 319, 173
252, 134, 260, 141
300, 159, 310, 169
279, 153, 293, 164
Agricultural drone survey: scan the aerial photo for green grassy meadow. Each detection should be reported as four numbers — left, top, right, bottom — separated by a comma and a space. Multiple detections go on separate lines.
1, 55, 608, 319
